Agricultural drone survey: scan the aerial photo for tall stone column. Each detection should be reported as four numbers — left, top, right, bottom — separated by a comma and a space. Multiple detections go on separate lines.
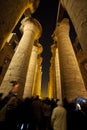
48, 58, 56, 99
0, 33, 19, 85
35, 45, 43, 98
61, 0, 87, 58
48, 44, 56, 99
32, 56, 43, 98
0, 17, 42, 98
23, 43, 43, 98
55, 47, 62, 101
48, 43, 62, 100
53, 18, 87, 102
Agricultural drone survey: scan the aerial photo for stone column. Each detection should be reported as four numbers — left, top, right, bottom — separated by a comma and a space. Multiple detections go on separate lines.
0, 33, 19, 85
48, 57, 56, 99
48, 44, 56, 99
61, 0, 87, 58
55, 47, 62, 101
23, 43, 42, 98
48, 58, 54, 99
32, 56, 43, 98
53, 18, 87, 102
49, 43, 62, 100
0, 17, 42, 98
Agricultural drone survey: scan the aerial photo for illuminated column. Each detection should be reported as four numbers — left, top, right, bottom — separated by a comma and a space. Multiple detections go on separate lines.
23, 44, 38, 98
48, 43, 62, 100
55, 47, 62, 101
48, 59, 53, 99
23, 43, 43, 98
48, 57, 56, 99
35, 65, 42, 98
0, 33, 19, 85
61, 0, 87, 58
53, 18, 87, 102
0, 17, 42, 98
32, 51, 43, 98
48, 44, 56, 99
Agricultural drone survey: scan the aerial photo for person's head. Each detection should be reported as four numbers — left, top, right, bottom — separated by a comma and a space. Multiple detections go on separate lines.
10, 80, 20, 93
57, 100, 63, 106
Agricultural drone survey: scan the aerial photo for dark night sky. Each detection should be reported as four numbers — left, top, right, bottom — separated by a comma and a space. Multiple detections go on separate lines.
32, 0, 59, 96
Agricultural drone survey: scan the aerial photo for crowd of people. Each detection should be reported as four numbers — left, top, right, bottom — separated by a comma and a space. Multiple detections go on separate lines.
0, 81, 58, 130
0, 81, 87, 130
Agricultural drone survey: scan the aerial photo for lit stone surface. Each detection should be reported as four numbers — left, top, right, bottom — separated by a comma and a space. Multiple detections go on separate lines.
55, 48, 62, 101
32, 52, 43, 98
0, 17, 42, 98
61, 0, 87, 58
54, 18, 87, 102
48, 44, 56, 99
23, 45, 38, 98
48, 57, 55, 99
0, 33, 19, 85
73, 37, 87, 90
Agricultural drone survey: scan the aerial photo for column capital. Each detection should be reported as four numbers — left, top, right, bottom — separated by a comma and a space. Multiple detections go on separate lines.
20, 17, 42, 39
53, 18, 70, 39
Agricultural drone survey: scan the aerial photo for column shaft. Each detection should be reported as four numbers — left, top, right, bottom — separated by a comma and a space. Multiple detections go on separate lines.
0, 17, 42, 98
23, 45, 38, 98
54, 18, 87, 102
48, 58, 55, 99
32, 57, 43, 97
61, 0, 87, 58
55, 48, 62, 101
48, 44, 56, 99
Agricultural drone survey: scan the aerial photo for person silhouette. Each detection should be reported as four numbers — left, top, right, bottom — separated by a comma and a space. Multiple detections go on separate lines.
51, 100, 67, 130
